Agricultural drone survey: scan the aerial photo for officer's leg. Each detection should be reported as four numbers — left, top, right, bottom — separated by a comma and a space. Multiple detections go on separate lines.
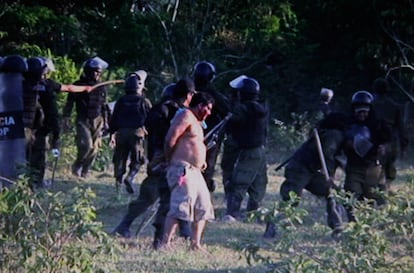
264, 161, 309, 238
383, 143, 398, 191
113, 174, 160, 238
344, 166, 365, 222
124, 135, 145, 194
29, 131, 47, 188
73, 120, 92, 176
112, 132, 128, 187
220, 137, 239, 200
203, 145, 218, 192
153, 176, 191, 249
81, 117, 103, 177
364, 165, 386, 205
306, 173, 345, 230
246, 164, 268, 212
226, 149, 261, 219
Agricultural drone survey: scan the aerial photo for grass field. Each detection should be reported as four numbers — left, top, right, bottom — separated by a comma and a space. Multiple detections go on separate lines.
44, 155, 414, 273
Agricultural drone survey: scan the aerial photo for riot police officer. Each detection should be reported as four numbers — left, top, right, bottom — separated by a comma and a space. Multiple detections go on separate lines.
109, 71, 152, 193
63, 56, 109, 178
263, 112, 350, 238
223, 75, 269, 221
193, 61, 230, 192
23, 57, 93, 188
371, 78, 408, 190
344, 90, 392, 220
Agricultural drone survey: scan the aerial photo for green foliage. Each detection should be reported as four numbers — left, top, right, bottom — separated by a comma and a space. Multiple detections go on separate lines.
0, 179, 119, 273
267, 112, 316, 161
245, 185, 414, 273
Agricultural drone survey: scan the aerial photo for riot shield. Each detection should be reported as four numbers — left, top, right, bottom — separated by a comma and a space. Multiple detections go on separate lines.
0, 55, 27, 189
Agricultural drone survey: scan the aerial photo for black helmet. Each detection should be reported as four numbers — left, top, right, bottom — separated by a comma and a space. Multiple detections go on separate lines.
83, 56, 108, 71
1, 55, 27, 73
161, 83, 176, 100
124, 74, 143, 94
351, 90, 373, 105
193, 61, 216, 84
83, 56, 108, 79
229, 75, 260, 94
26, 57, 47, 81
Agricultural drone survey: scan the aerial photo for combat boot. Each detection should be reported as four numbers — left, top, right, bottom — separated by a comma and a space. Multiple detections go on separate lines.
246, 199, 260, 212
263, 222, 278, 238
124, 169, 138, 194
224, 194, 243, 221
152, 223, 164, 250
71, 163, 82, 177
112, 215, 134, 238
326, 197, 346, 239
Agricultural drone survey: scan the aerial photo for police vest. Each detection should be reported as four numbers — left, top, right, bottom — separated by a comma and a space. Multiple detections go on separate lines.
231, 101, 268, 149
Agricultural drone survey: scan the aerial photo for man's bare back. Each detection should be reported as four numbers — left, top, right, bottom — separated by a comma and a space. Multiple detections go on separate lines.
164, 108, 207, 169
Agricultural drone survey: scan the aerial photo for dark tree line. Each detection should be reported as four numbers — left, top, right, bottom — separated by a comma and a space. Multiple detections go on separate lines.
1, 0, 414, 120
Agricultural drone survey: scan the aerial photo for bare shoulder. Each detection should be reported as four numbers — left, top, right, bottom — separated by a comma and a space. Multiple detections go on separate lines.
172, 109, 195, 125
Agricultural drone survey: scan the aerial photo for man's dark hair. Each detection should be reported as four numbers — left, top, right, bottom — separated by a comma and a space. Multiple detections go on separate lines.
190, 92, 215, 107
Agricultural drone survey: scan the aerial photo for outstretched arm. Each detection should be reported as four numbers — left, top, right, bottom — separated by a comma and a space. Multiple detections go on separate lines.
60, 84, 92, 93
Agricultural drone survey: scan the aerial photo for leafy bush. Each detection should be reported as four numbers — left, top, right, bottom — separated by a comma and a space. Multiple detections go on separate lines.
246, 184, 414, 273
267, 112, 317, 162
0, 179, 119, 273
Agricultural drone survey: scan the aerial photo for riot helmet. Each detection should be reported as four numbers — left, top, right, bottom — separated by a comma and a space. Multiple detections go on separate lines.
193, 61, 216, 85
82, 56, 108, 80
1, 55, 27, 73
229, 75, 260, 101
320, 88, 334, 103
26, 57, 47, 82
124, 73, 145, 95
161, 83, 176, 100
40, 57, 56, 74
352, 90, 373, 106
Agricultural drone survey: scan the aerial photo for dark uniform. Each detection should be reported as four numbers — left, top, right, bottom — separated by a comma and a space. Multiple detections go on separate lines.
220, 87, 240, 199
193, 61, 230, 192
112, 78, 192, 248
23, 57, 62, 188
344, 91, 392, 221
224, 76, 269, 221
371, 78, 408, 189
63, 57, 109, 178
109, 72, 151, 193
263, 113, 350, 238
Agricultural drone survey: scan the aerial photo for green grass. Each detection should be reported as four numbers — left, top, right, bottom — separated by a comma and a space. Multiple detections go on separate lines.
42, 155, 414, 273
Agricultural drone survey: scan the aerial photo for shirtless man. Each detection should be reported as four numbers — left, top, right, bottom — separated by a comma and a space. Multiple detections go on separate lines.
161, 92, 215, 250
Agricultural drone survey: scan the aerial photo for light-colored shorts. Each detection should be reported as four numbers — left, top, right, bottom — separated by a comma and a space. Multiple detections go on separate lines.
166, 161, 215, 222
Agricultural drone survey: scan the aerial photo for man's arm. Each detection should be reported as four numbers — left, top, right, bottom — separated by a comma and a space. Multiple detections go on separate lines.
164, 110, 190, 162
60, 84, 92, 93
